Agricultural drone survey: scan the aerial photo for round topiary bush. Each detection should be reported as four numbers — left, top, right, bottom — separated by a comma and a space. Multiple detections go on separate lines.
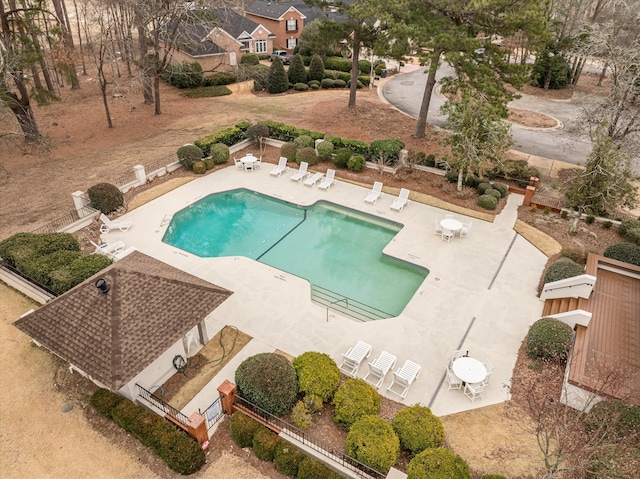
203, 157, 214, 170
584, 398, 640, 441
88, 182, 124, 214
241, 53, 260, 65
292, 351, 341, 403
309, 83, 320, 90
347, 154, 366, 172
294, 134, 314, 149
526, 317, 573, 362
333, 378, 380, 430
192, 160, 207, 174
296, 147, 318, 166
333, 148, 353, 168
294, 82, 309, 91
321, 78, 335, 89
603, 242, 640, 266
308, 80, 320, 87
347, 79, 364, 88
252, 425, 280, 461
316, 139, 334, 160
210, 143, 230, 165
177, 144, 204, 169
229, 411, 260, 448
281, 142, 297, 162
407, 447, 472, 479
235, 352, 298, 416
477, 194, 498, 210
492, 183, 509, 198
334, 79, 347, 88
346, 415, 400, 473
392, 405, 445, 456
543, 257, 585, 284
274, 440, 305, 476
484, 188, 502, 200
477, 182, 493, 195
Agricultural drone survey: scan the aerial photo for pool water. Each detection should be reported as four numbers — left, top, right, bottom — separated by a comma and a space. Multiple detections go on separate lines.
162, 189, 428, 318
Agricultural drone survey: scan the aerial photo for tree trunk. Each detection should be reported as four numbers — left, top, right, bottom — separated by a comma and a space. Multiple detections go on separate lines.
71, 0, 87, 75
51, 0, 80, 89
135, 8, 153, 104
597, 63, 608, 86
457, 169, 464, 191
153, 72, 161, 115
3, 78, 42, 142
414, 50, 440, 138
348, 30, 361, 109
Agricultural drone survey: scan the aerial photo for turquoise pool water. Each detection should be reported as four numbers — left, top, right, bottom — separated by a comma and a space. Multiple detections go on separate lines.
162, 189, 428, 318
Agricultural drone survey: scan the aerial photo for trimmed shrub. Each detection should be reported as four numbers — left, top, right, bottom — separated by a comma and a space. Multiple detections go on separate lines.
0, 232, 79, 269
326, 136, 369, 155
485, 188, 502, 200
347, 78, 365, 89
48, 254, 112, 294
346, 415, 400, 473
296, 147, 318, 166
267, 57, 288, 94
21, 249, 81, 286
333, 148, 353, 168
316, 140, 334, 160
288, 54, 307, 84
274, 440, 305, 476
202, 71, 236, 86
477, 182, 493, 195
163, 61, 203, 88
192, 161, 207, 174
308, 54, 325, 82
294, 82, 309, 91
358, 59, 372, 74
291, 400, 313, 430
407, 447, 472, 479
257, 120, 323, 142
177, 144, 204, 169
324, 56, 351, 72
392, 405, 445, 456
309, 83, 320, 90
292, 351, 341, 403
195, 127, 243, 155
88, 183, 124, 214
203, 157, 214, 169
241, 53, 260, 65
308, 80, 320, 87
584, 399, 640, 441
526, 317, 573, 362
543, 257, 585, 284
347, 154, 366, 172
253, 426, 280, 461
369, 139, 405, 161
334, 79, 346, 88
358, 75, 370, 87
281, 142, 297, 162
294, 135, 314, 149
303, 394, 323, 413
619, 219, 640, 245
235, 353, 298, 416
90, 388, 124, 419
477, 194, 498, 210
603, 242, 640, 266
333, 378, 380, 430
210, 143, 230, 165
230, 411, 260, 448
297, 456, 343, 479
492, 183, 509, 198
321, 78, 335, 89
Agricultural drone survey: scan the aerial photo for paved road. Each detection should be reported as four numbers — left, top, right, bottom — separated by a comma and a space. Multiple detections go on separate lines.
381, 64, 594, 166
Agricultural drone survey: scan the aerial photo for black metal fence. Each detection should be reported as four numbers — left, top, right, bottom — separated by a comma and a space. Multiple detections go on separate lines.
30, 205, 98, 234
199, 396, 225, 430
234, 395, 385, 479
136, 383, 190, 428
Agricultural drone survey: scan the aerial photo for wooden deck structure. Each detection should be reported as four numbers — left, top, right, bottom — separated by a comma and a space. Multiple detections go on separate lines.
542, 254, 640, 406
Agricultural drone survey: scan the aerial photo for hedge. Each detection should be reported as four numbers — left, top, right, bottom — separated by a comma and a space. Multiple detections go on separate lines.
292, 351, 340, 403
325, 136, 369, 156
603, 242, 640, 266
195, 127, 244, 155
230, 411, 261, 448
274, 440, 305, 476
257, 120, 324, 142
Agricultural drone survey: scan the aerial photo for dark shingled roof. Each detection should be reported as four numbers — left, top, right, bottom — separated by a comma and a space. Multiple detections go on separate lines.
246, 1, 348, 23
14, 251, 233, 391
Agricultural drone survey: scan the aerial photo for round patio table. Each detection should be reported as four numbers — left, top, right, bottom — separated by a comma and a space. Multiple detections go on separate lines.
240, 155, 257, 172
440, 218, 462, 232
452, 357, 487, 384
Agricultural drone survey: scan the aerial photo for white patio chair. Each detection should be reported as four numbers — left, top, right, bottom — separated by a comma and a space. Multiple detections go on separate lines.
364, 181, 384, 203
390, 188, 411, 211
290, 161, 309, 182
339, 340, 372, 377
441, 228, 454, 242
446, 366, 463, 390
303, 172, 324, 187
482, 359, 494, 385
434, 218, 443, 235
233, 157, 243, 170
99, 214, 132, 234
460, 221, 472, 238
387, 359, 421, 399
450, 349, 466, 368
254, 156, 262, 169
270, 157, 289, 177
90, 240, 125, 256
464, 381, 486, 402
318, 169, 337, 190
363, 351, 397, 389
444, 214, 454, 219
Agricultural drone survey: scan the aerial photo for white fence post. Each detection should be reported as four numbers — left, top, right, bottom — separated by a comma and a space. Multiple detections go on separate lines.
133, 165, 146, 186
72, 191, 90, 217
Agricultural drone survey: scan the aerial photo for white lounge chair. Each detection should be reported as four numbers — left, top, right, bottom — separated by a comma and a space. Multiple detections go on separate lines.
390, 188, 411, 211
364, 181, 384, 203
99, 214, 132, 234
303, 172, 324, 187
90, 240, 125, 256
290, 161, 309, 182
363, 351, 397, 389
112, 245, 137, 261
387, 359, 421, 399
270, 157, 289, 177
339, 340, 372, 377
318, 169, 336, 190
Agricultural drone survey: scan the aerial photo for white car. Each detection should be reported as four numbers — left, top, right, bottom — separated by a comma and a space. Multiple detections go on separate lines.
268, 50, 293, 64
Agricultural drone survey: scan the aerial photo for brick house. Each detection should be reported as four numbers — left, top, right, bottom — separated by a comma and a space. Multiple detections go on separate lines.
244, 1, 306, 52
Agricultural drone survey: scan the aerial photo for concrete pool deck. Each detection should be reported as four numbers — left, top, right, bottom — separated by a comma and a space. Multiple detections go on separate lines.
101, 165, 547, 418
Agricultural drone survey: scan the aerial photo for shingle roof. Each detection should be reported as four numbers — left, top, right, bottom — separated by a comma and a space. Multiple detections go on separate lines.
245, 1, 348, 23
14, 251, 233, 391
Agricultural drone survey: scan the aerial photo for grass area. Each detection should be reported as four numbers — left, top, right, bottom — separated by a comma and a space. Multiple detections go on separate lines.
182, 85, 232, 98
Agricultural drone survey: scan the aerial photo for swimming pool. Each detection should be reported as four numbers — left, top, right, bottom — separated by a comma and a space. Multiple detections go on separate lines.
162, 189, 428, 319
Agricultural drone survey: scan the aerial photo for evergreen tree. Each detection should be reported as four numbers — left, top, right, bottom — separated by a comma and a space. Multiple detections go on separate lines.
530, 42, 571, 90
267, 57, 288, 94
287, 54, 307, 84
308, 54, 325, 82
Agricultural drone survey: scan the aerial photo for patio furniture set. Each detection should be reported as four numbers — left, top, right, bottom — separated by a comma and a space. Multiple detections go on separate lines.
234, 153, 262, 172
434, 214, 472, 242
446, 349, 494, 402
93, 214, 136, 260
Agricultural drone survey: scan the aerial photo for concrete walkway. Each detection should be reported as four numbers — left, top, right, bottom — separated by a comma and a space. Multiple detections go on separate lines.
102, 166, 547, 419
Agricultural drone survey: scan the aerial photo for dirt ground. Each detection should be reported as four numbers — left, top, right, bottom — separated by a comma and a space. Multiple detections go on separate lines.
0, 71, 623, 478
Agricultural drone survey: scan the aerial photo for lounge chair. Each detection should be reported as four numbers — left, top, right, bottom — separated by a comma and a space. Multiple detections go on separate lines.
90, 240, 125, 256
270, 157, 289, 177
303, 172, 324, 187
387, 359, 421, 399
112, 246, 137, 261
290, 162, 309, 182
364, 351, 397, 389
364, 181, 384, 203
339, 340, 372, 377
318, 169, 336, 190
99, 214, 132, 234
390, 188, 411, 211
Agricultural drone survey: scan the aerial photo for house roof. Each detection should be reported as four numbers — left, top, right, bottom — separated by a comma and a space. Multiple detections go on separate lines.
14, 251, 233, 391
245, 1, 306, 21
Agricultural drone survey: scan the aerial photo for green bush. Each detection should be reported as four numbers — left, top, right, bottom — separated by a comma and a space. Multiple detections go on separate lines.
358, 75, 370, 87
346, 415, 400, 473
488, 159, 540, 186
326, 136, 369, 156
619, 219, 640, 245
281, 142, 297, 162
407, 447, 472, 479
88, 183, 124, 214
235, 353, 298, 416
163, 61, 203, 88
303, 394, 323, 413
526, 317, 573, 362
316, 140, 334, 160
333, 148, 353, 168
229, 411, 260, 448
90, 388, 124, 419
477, 194, 498, 210
296, 456, 343, 479
324, 56, 351, 72
358, 59, 371, 74
195, 127, 244, 155
210, 143, 230, 165
183, 84, 232, 99
274, 440, 305, 476
347, 78, 365, 89
584, 399, 640, 441
177, 144, 204, 169
603, 242, 640, 266
543, 257, 586, 284
485, 188, 502, 200
477, 182, 493, 195
202, 71, 236, 86
369, 139, 405, 161
48, 253, 112, 294
192, 161, 207, 174
267, 57, 288, 94
334, 79, 347, 88
308, 55, 325, 82
288, 54, 308, 84
296, 147, 318, 166
333, 378, 380, 430
321, 78, 335, 89
492, 183, 509, 198
253, 426, 280, 461
203, 157, 214, 169
392, 405, 445, 456
294, 135, 314, 149
292, 351, 341, 403
21, 249, 80, 286
0, 232, 79, 270
257, 120, 323, 142
309, 83, 320, 90
530, 42, 571, 89
347, 154, 366, 172
308, 80, 320, 87
241, 53, 260, 65
294, 82, 309, 91
291, 401, 313, 430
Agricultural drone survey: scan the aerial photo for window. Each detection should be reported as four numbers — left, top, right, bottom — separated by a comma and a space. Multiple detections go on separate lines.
286, 37, 297, 49
286, 19, 298, 32
255, 40, 267, 54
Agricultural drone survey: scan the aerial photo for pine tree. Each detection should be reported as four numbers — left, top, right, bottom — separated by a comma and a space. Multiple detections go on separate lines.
267, 57, 289, 94
308, 54, 325, 82
287, 54, 307, 84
